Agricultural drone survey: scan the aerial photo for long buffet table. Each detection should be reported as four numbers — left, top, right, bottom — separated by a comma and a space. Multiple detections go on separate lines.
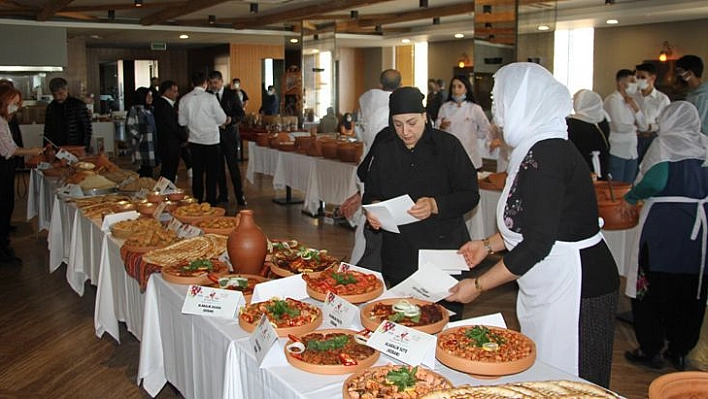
28, 168, 633, 398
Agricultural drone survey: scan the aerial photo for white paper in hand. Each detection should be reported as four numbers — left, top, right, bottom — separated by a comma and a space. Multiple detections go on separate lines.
383, 263, 459, 303
418, 249, 469, 275
362, 194, 418, 233
250, 274, 308, 304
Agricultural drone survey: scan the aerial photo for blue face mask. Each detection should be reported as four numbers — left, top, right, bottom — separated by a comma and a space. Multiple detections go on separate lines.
452, 94, 466, 103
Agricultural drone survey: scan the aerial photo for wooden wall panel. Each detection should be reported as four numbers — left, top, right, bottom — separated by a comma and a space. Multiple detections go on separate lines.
337, 47, 366, 114
229, 43, 284, 116
395, 45, 414, 87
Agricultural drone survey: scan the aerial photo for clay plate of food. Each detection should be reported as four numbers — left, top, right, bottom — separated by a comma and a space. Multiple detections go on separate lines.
196, 216, 240, 235
649, 371, 708, 399
171, 203, 226, 224
342, 364, 452, 399
206, 273, 268, 303
238, 298, 323, 337
303, 269, 383, 304
360, 298, 449, 335
283, 329, 380, 375
121, 228, 181, 254
269, 246, 339, 278
161, 259, 230, 285
435, 325, 536, 377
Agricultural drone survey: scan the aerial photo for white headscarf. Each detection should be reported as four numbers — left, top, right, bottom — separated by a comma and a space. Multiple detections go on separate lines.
492, 62, 572, 175
636, 101, 708, 183
570, 89, 611, 124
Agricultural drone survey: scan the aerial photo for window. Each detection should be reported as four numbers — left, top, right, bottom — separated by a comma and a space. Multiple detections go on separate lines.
553, 27, 594, 95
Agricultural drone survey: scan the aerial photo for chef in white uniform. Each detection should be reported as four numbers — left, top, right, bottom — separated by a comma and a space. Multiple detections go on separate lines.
446, 63, 619, 388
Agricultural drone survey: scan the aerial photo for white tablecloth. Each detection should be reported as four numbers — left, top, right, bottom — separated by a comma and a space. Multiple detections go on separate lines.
138, 275, 589, 399
27, 168, 57, 231
95, 233, 145, 342
466, 188, 502, 240
246, 142, 279, 184
310, 158, 359, 207
272, 151, 318, 214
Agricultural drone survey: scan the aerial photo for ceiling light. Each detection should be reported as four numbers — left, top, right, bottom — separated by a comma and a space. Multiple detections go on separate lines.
454, 33, 464, 39
537, 25, 550, 31
208, 15, 216, 25
350, 10, 358, 20
250, 3, 258, 14
401, 39, 410, 44
89, 34, 102, 39
312, 49, 320, 54
179, 34, 189, 39
659, 41, 673, 62
606, 19, 619, 24
605, 0, 615, 4
134, 0, 143, 7
107, 10, 115, 20
289, 38, 299, 44
419, 0, 428, 8
432, 17, 440, 25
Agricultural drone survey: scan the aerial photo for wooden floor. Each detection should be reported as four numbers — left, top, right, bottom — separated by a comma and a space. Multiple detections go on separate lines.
0, 162, 681, 398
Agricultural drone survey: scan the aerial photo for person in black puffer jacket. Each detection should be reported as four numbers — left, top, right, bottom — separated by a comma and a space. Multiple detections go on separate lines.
43, 77, 92, 150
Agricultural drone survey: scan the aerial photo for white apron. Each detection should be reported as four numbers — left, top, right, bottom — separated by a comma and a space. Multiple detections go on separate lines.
625, 195, 708, 299
497, 174, 603, 376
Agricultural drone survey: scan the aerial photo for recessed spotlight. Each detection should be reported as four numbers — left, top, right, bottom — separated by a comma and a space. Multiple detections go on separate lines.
208, 15, 216, 25
179, 34, 189, 39
401, 39, 411, 44
537, 25, 550, 31
312, 49, 320, 54
606, 19, 619, 24
454, 33, 465, 39
289, 38, 299, 43
250, 3, 258, 14
134, 0, 143, 7
89, 34, 102, 39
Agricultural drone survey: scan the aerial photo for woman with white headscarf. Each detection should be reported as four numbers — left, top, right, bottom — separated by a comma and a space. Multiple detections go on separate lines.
567, 89, 611, 178
623, 101, 708, 371
446, 63, 619, 387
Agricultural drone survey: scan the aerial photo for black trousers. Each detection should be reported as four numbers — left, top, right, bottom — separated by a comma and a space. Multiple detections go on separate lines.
190, 143, 221, 205
0, 157, 15, 248
180, 144, 192, 170
217, 126, 244, 201
579, 291, 618, 389
159, 145, 181, 183
632, 265, 708, 357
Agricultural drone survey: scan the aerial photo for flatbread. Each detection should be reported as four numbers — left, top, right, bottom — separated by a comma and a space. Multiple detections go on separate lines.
143, 235, 225, 267
420, 380, 620, 399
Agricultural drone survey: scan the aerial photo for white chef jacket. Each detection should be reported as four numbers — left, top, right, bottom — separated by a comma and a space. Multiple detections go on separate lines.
634, 88, 670, 132
358, 88, 391, 151
436, 101, 491, 169
603, 90, 648, 159
178, 86, 227, 145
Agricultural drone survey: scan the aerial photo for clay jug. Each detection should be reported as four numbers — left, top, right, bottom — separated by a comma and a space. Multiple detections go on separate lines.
227, 210, 268, 274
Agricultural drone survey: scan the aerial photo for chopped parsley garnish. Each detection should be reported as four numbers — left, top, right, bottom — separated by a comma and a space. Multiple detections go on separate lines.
305, 334, 349, 351
265, 299, 301, 320
184, 259, 213, 272
331, 272, 357, 285
387, 312, 421, 324
385, 366, 418, 392
465, 326, 506, 347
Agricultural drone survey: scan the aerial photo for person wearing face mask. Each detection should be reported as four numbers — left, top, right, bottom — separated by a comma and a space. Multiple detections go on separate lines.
634, 63, 671, 164
338, 112, 356, 136
676, 55, 708, 135
603, 69, 648, 183
231, 78, 249, 110
446, 63, 619, 388
259, 85, 279, 116
0, 85, 44, 265
436, 75, 491, 170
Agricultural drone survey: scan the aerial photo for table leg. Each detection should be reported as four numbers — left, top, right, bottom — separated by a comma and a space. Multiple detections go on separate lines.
272, 186, 304, 205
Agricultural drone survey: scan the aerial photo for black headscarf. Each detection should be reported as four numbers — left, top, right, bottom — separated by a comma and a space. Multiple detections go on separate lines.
389, 87, 426, 115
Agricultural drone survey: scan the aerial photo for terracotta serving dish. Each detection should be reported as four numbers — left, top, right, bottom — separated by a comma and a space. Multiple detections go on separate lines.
649, 371, 708, 399
479, 172, 507, 191
294, 136, 315, 154
321, 140, 339, 159
278, 142, 296, 152
238, 306, 323, 337
121, 242, 160, 254
137, 202, 157, 216
594, 180, 632, 202
337, 142, 364, 163
146, 191, 165, 203
167, 189, 186, 201
306, 139, 323, 157
268, 261, 333, 279
435, 325, 536, 377
171, 206, 226, 224
60, 145, 86, 158
359, 298, 450, 335
598, 200, 638, 230
256, 133, 270, 147
161, 260, 229, 286
284, 329, 380, 375
197, 216, 241, 235
342, 365, 453, 399
306, 279, 384, 304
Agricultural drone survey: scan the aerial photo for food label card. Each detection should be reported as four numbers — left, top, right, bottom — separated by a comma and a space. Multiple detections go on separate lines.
152, 201, 168, 220
177, 223, 203, 238
366, 320, 436, 367
381, 263, 459, 303
58, 184, 84, 198
181, 285, 244, 319
167, 217, 183, 232
101, 210, 140, 232
322, 291, 359, 328
152, 176, 177, 194
250, 274, 308, 304
55, 148, 79, 164
135, 188, 149, 199
249, 314, 286, 367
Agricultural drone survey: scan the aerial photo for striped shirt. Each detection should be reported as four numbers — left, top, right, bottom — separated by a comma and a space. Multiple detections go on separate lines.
0, 117, 18, 159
